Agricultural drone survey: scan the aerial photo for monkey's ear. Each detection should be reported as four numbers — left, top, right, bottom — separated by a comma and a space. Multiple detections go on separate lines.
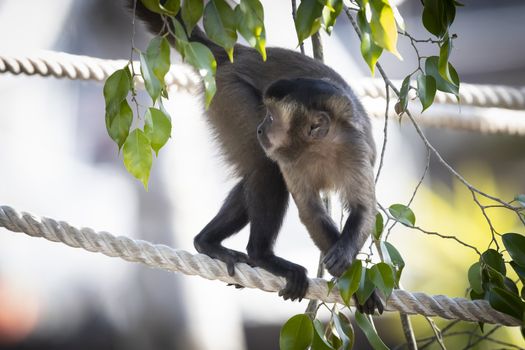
308, 112, 331, 139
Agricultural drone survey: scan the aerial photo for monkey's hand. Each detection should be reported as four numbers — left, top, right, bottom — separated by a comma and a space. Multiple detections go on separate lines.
322, 242, 352, 277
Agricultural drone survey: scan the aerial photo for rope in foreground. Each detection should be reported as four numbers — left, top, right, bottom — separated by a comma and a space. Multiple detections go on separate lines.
1, 51, 525, 135
0, 205, 519, 327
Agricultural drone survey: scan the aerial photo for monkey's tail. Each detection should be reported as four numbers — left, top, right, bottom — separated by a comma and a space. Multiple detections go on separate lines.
129, 1, 229, 65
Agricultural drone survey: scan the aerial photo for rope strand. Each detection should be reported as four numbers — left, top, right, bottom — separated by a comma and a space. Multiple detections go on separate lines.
0, 205, 519, 326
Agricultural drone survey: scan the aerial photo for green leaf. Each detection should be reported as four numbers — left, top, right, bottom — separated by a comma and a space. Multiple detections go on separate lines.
123, 129, 153, 190
438, 35, 454, 84
422, 0, 446, 37
417, 73, 437, 112
488, 287, 525, 321
388, 204, 415, 226
181, 0, 204, 33
356, 267, 375, 305
140, 51, 162, 103
502, 233, 525, 267
203, 0, 237, 62
468, 262, 483, 294
103, 67, 132, 118
332, 312, 354, 350
140, 0, 180, 15
337, 260, 362, 306
503, 277, 519, 296
354, 312, 389, 350
184, 41, 217, 107
106, 99, 133, 150
425, 56, 459, 98
380, 241, 405, 284
368, 0, 401, 59
510, 261, 525, 284
312, 320, 336, 350
481, 249, 506, 275
280, 314, 314, 350
145, 37, 171, 84
373, 213, 384, 240
357, 9, 383, 76
369, 262, 395, 299
295, 0, 324, 44
322, 0, 343, 35
396, 75, 411, 114
515, 194, 525, 207
144, 108, 172, 156
235, 0, 266, 60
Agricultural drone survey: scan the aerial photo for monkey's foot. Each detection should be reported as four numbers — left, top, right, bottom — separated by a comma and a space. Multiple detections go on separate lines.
278, 265, 309, 302
354, 290, 384, 315
195, 243, 251, 276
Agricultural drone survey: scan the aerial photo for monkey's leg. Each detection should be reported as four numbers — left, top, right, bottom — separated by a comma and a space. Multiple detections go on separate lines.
194, 181, 250, 276
244, 165, 308, 301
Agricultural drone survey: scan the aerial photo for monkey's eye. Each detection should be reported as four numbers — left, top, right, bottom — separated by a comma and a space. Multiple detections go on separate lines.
268, 114, 274, 123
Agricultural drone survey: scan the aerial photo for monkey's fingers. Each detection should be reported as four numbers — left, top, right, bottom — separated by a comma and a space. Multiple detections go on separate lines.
226, 283, 245, 289
323, 251, 350, 277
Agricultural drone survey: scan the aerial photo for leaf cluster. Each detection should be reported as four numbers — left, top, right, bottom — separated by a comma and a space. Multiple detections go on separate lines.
467, 232, 525, 334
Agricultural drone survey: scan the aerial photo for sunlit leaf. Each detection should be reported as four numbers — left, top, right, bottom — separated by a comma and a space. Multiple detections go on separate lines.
106, 99, 133, 150
322, 0, 343, 35
295, 0, 324, 44
203, 0, 237, 62
280, 314, 314, 350
357, 9, 383, 75
355, 312, 389, 350
123, 129, 153, 190
103, 67, 132, 118
368, 0, 401, 59
417, 73, 437, 112
144, 107, 172, 156
502, 233, 525, 267
235, 0, 266, 60
388, 204, 415, 226
140, 0, 180, 15
337, 260, 362, 306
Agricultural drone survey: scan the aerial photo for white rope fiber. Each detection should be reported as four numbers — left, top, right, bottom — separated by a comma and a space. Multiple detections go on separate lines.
0, 205, 520, 327
1, 51, 525, 135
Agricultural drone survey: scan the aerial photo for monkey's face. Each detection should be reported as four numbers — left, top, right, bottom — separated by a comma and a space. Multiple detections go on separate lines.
257, 107, 290, 160
258, 102, 333, 163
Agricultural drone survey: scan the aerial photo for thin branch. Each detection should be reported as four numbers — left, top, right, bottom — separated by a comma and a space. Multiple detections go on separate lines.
291, 0, 305, 55
375, 83, 390, 183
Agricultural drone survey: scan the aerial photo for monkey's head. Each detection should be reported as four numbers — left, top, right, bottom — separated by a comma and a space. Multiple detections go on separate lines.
258, 78, 355, 163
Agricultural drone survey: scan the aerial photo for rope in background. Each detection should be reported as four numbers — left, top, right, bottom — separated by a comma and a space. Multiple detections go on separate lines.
0, 205, 520, 327
1, 51, 525, 135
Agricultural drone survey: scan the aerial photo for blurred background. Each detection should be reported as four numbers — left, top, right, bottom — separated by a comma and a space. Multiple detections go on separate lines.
0, 0, 524, 349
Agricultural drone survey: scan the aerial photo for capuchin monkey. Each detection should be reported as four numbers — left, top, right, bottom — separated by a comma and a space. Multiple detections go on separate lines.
131, 1, 383, 314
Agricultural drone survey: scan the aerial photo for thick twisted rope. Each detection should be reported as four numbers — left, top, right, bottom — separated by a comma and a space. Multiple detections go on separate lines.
1, 51, 525, 135
0, 205, 519, 326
